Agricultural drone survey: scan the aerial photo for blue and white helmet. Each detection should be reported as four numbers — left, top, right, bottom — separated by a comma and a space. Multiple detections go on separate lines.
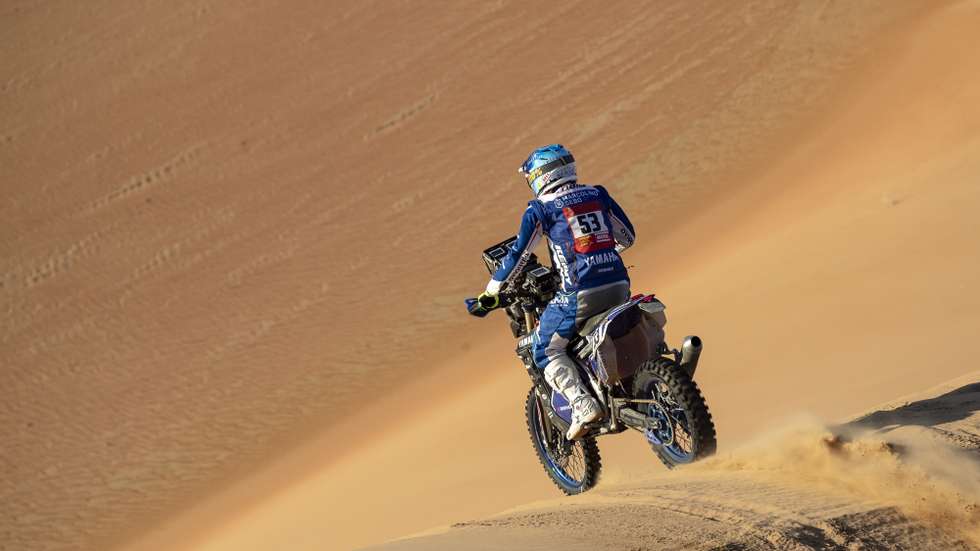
518, 144, 577, 196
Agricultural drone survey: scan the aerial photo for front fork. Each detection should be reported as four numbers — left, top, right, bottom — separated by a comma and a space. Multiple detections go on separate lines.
520, 300, 537, 335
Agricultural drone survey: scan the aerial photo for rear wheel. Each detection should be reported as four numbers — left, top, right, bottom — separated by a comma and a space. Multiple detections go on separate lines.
631, 357, 716, 468
525, 387, 601, 494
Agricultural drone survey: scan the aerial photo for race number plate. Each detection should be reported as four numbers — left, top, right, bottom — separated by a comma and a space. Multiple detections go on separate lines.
562, 201, 614, 253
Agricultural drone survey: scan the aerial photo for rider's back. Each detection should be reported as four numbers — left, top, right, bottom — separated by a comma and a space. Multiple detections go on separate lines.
532, 184, 633, 293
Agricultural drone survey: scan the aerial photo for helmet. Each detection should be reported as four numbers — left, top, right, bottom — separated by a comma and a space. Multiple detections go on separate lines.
518, 144, 577, 196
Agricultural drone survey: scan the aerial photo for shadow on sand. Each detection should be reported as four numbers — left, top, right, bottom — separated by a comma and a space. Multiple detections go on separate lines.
849, 382, 980, 432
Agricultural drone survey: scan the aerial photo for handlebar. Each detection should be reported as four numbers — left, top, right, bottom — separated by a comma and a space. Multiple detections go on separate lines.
466, 270, 556, 319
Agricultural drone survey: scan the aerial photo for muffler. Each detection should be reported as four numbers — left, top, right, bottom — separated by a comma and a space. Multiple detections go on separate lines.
679, 335, 703, 377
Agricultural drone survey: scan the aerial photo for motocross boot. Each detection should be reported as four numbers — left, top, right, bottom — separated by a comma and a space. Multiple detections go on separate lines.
544, 358, 602, 440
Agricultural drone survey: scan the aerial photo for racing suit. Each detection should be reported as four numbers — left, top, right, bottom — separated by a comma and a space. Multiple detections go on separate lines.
487, 183, 635, 435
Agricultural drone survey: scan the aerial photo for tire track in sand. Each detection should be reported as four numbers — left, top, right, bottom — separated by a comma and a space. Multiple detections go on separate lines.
76, 143, 207, 217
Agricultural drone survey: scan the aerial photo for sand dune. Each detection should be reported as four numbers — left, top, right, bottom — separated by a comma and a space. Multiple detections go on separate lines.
159, 3, 980, 549
3, 0, 980, 550
369, 375, 980, 550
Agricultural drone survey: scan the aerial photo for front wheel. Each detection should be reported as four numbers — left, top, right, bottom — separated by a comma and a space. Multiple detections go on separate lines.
631, 357, 717, 468
525, 387, 601, 494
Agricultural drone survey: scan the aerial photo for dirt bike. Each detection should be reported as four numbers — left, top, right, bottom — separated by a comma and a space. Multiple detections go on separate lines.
466, 237, 717, 494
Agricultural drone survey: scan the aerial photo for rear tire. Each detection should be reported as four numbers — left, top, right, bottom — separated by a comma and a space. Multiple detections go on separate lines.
525, 387, 601, 494
631, 357, 716, 468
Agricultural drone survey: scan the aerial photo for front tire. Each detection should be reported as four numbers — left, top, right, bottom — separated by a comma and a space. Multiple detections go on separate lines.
525, 387, 601, 494
631, 357, 716, 468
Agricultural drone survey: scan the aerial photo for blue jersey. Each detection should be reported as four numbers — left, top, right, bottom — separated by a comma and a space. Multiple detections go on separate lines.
487, 184, 636, 294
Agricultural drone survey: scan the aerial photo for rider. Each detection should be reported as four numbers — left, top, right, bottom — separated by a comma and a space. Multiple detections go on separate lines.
477, 144, 636, 440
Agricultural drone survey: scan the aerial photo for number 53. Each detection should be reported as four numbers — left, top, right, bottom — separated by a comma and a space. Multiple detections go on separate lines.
576, 213, 602, 234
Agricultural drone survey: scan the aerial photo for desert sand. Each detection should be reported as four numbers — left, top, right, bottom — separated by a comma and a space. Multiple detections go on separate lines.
2, 1, 979, 550
369, 375, 980, 550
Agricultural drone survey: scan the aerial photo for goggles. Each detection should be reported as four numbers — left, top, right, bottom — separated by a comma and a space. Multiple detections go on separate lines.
518, 154, 575, 185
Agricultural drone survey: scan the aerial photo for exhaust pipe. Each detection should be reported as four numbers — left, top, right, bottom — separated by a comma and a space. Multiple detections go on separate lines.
679, 335, 703, 377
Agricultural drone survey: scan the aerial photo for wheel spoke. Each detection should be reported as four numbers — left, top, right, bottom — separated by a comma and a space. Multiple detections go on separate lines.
547, 429, 588, 483
527, 388, 601, 493
645, 375, 698, 459
567, 446, 585, 480
629, 360, 717, 468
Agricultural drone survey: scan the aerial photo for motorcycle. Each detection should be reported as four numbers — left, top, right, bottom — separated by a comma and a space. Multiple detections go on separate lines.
466, 236, 717, 494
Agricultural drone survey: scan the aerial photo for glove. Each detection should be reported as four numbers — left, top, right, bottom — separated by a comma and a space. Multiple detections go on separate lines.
465, 292, 500, 318
478, 292, 500, 309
